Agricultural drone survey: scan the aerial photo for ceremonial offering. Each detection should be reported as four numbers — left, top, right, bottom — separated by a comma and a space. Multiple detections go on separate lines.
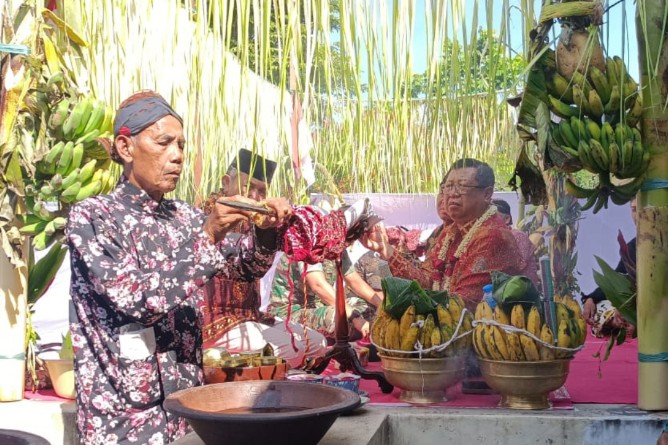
164, 381, 360, 445
472, 293, 586, 362
203, 346, 287, 383
371, 278, 474, 359
472, 283, 582, 409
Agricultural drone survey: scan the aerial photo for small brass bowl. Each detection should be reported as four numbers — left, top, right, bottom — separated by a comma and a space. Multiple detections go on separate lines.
379, 354, 464, 404
478, 358, 571, 410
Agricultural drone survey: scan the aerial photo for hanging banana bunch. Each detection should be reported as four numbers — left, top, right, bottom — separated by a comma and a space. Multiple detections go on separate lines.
547, 53, 647, 213
6, 14, 118, 252
517, 2, 647, 214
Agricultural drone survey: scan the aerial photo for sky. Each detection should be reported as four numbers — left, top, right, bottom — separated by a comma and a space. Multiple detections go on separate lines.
361, 0, 640, 87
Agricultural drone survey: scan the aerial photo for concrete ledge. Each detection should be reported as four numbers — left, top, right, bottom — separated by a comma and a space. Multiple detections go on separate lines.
0, 398, 78, 445
2, 399, 666, 445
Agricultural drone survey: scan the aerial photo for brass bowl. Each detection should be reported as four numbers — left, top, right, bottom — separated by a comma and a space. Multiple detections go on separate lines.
164, 381, 360, 445
379, 354, 464, 404
478, 358, 571, 410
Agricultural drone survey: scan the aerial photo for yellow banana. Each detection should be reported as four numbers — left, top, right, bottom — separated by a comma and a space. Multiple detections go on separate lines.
437, 304, 454, 329
556, 320, 572, 358
506, 331, 525, 361
561, 296, 582, 318
492, 326, 511, 361
588, 88, 604, 118
399, 304, 416, 338
420, 314, 435, 349
555, 303, 571, 325
400, 325, 419, 352
447, 298, 462, 327
494, 305, 510, 325
510, 304, 526, 330
539, 324, 556, 360
520, 334, 540, 361
526, 306, 542, 338
479, 301, 494, 320
473, 325, 487, 358
385, 319, 401, 353
430, 328, 443, 357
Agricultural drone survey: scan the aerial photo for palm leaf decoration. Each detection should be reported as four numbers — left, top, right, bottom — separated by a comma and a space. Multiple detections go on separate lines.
593, 255, 636, 327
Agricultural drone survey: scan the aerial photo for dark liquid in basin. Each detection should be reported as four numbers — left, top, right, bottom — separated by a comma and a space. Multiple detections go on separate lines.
218, 406, 310, 414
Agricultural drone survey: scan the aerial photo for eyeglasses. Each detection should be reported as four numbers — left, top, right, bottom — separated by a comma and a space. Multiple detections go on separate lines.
439, 183, 485, 195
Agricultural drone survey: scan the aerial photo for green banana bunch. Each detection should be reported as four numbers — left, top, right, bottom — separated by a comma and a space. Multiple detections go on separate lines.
62, 97, 94, 141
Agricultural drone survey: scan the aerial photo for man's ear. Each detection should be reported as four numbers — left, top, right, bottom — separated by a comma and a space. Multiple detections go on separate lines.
483, 186, 494, 204
115, 135, 134, 164
221, 174, 232, 195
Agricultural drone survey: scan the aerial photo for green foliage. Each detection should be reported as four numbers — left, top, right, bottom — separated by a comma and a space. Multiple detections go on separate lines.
405, 29, 526, 98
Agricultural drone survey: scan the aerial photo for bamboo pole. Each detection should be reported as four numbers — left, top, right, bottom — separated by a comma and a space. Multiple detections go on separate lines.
635, 0, 668, 411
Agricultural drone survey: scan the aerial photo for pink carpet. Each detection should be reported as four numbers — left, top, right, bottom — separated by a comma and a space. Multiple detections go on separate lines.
24, 333, 638, 407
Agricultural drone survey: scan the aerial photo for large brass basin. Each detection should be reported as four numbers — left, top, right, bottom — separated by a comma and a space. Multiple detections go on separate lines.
379, 354, 464, 404
478, 358, 571, 410
164, 381, 360, 445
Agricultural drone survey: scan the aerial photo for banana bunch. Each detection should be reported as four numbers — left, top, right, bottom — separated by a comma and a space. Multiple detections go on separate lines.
371, 297, 474, 358
551, 108, 648, 190
547, 56, 649, 209
48, 96, 114, 144
547, 56, 641, 127
473, 297, 586, 362
19, 72, 117, 251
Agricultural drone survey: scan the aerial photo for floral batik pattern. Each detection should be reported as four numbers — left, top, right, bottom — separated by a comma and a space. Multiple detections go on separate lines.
67, 177, 277, 444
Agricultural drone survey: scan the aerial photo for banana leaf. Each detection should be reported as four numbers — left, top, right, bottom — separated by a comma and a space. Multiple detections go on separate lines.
593, 256, 637, 326
59, 331, 74, 360
491, 271, 543, 318
381, 277, 438, 319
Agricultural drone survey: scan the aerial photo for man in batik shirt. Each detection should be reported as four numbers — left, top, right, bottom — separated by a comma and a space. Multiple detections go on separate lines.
492, 198, 540, 287
66, 91, 291, 444
362, 158, 521, 312
200, 149, 326, 368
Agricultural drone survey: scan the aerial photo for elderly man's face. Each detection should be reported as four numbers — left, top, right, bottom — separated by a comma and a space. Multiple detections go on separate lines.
118, 115, 185, 200
436, 188, 452, 224
222, 172, 268, 201
440, 167, 493, 225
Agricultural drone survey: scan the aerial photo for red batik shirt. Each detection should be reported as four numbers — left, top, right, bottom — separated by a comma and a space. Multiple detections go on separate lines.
387, 213, 522, 311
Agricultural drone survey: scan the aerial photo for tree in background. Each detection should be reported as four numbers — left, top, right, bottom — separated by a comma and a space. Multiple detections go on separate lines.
406, 29, 525, 98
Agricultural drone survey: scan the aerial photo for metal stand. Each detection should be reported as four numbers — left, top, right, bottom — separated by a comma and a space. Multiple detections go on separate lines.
311, 257, 393, 394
